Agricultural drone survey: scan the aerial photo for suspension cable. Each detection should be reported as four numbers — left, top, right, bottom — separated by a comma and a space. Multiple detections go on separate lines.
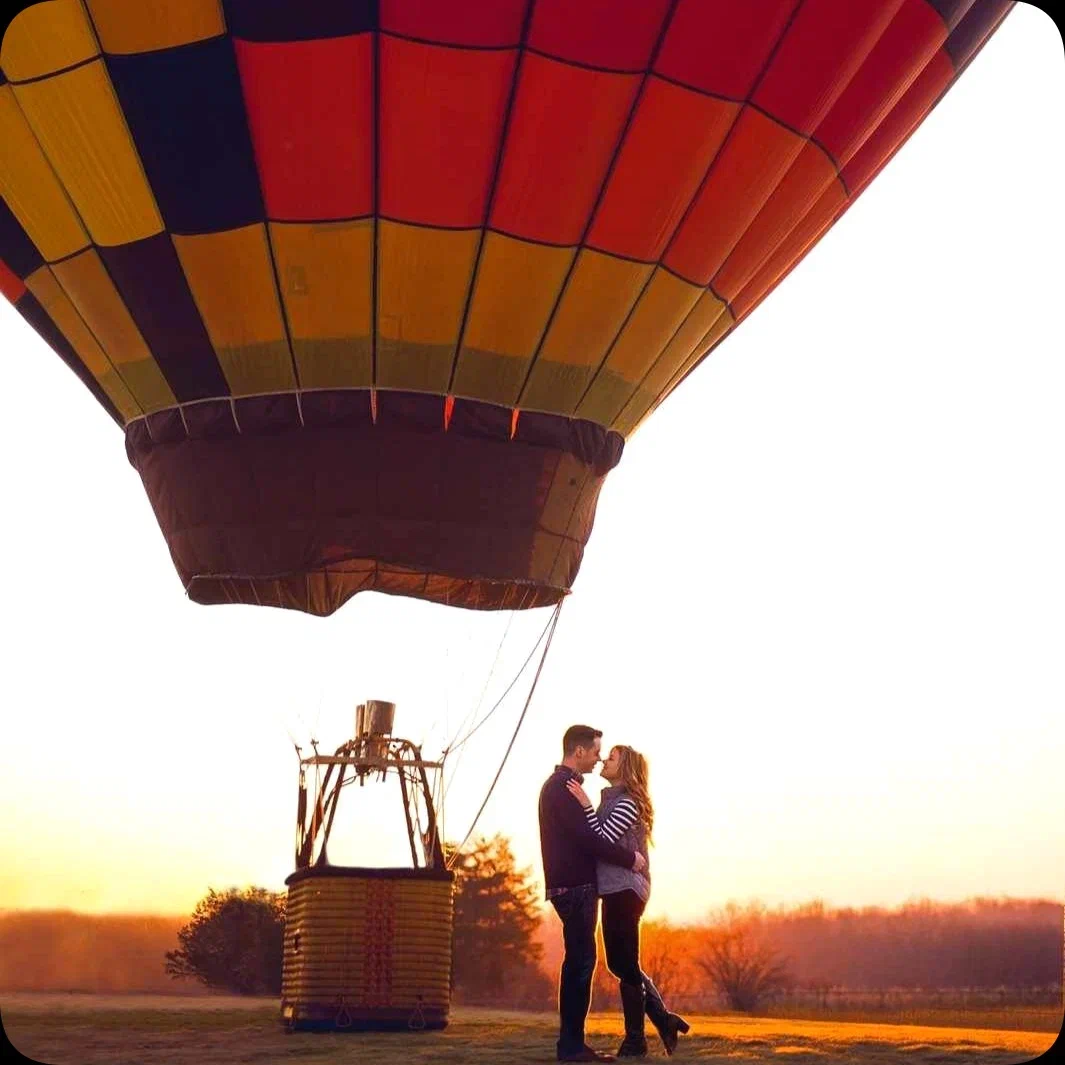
441, 599, 528, 802
444, 607, 516, 757
441, 612, 550, 806
419, 586, 458, 750
444, 594, 556, 761
445, 597, 564, 869
430, 747, 446, 852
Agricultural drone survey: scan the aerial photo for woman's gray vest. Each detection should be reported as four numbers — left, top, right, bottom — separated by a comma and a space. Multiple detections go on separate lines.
596, 785, 651, 902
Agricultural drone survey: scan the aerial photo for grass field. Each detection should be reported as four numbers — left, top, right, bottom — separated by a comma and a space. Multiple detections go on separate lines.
755, 1005, 1062, 1034
1, 995, 1059, 1065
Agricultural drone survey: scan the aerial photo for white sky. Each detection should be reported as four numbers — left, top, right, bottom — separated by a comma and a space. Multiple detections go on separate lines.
1, 5, 1062, 924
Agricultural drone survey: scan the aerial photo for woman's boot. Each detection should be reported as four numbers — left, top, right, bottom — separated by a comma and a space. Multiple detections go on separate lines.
642, 974, 690, 1056
616, 982, 648, 1057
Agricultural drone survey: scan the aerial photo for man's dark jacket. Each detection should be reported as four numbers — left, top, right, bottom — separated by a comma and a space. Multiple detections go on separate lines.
538, 765, 636, 892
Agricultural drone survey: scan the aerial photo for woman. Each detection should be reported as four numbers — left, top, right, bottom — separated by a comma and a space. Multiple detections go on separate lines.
566, 745, 690, 1058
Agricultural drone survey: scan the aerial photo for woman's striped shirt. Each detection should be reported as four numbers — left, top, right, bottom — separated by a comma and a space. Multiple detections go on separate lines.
581, 796, 639, 842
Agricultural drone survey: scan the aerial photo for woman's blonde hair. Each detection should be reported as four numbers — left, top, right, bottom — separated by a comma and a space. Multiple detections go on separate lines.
613, 745, 653, 843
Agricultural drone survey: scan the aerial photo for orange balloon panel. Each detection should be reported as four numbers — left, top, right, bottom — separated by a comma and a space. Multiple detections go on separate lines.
0, 0, 1013, 614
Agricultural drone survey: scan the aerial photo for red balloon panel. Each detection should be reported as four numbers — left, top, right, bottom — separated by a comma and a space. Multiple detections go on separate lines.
379, 36, 516, 229
236, 35, 374, 222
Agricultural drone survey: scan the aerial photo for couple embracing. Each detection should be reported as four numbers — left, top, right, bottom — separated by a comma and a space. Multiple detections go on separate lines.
538, 725, 690, 1062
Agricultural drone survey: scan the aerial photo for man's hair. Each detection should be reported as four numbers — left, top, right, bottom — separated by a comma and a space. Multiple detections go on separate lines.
562, 725, 602, 756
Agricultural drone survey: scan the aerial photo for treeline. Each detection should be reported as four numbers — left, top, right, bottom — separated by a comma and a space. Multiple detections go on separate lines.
0, 911, 194, 994
2, 885, 1060, 1008
558, 897, 1064, 1011
750, 897, 1062, 989
0, 836, 552, 1005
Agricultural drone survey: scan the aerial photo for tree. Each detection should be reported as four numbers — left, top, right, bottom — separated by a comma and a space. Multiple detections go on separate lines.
640, 919, 696, 1000
696, 904, 792, 1012
591, 919, 697, 1011
446, 834, 553, 1008
165, 887, 285, 995
545, 906, 703, 1011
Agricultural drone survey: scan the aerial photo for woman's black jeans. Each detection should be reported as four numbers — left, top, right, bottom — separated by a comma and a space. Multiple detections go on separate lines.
550, 884, 599, 1057
601, 888, 647, 987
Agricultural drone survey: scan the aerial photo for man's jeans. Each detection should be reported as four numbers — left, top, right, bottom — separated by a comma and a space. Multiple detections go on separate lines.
550, 884, 598, 1058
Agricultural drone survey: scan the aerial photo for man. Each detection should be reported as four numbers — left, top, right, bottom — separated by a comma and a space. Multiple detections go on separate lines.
539, 725, 647, 1063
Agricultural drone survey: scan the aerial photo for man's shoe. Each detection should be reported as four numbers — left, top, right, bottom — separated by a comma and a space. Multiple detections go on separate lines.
558, 1046, 618, 1062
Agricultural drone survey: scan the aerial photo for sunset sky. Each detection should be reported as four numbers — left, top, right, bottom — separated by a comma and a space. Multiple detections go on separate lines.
0, 5, 1062, 926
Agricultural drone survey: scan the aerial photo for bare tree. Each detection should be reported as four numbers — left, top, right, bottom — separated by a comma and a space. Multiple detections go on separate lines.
696, 909, 792, 1012
590, 919, 695, 1011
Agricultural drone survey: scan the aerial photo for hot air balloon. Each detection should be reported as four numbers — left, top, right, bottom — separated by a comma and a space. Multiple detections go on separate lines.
0, 0, 1015, 618
0, 0, 1015, 1034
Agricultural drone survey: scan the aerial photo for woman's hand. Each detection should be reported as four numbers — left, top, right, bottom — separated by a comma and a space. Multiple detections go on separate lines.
566, 778, 592, 807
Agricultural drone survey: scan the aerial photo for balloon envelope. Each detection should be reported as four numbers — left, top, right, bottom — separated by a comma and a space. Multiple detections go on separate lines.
0, 0, 1012, 614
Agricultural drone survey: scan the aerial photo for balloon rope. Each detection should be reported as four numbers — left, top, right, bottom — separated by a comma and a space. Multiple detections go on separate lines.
441, 587, 534, 802
446, 606, 517, 754
444, 593, 553, 760
445, 597, 565, 869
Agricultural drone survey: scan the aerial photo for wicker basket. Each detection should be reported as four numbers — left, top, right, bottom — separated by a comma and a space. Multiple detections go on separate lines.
280, 865, 454, 1031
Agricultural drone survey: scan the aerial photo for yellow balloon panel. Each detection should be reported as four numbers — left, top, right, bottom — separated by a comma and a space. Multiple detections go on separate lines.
52, 248, 175, 412
657, 312, 735, 411
538, 250, 653, 372
452, 231, 574, 406
269, 220, 374, 391
612, 292, 733, 437
25, 266, 142, 422
11, 61, 163, 247
376, 219, 478, 394
173, 224, 296, 396
0, 86, 89, 262
0, 0, 98, 82
576, 268, 703, 427
523, 249, 652, 414
460, 232, 574, 361
85, 0, 225, 55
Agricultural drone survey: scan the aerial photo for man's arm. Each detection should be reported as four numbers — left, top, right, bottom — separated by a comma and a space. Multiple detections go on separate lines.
552, 783, 637, 868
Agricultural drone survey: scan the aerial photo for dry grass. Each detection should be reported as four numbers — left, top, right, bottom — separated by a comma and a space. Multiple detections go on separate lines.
1, 995, 1058, 1065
